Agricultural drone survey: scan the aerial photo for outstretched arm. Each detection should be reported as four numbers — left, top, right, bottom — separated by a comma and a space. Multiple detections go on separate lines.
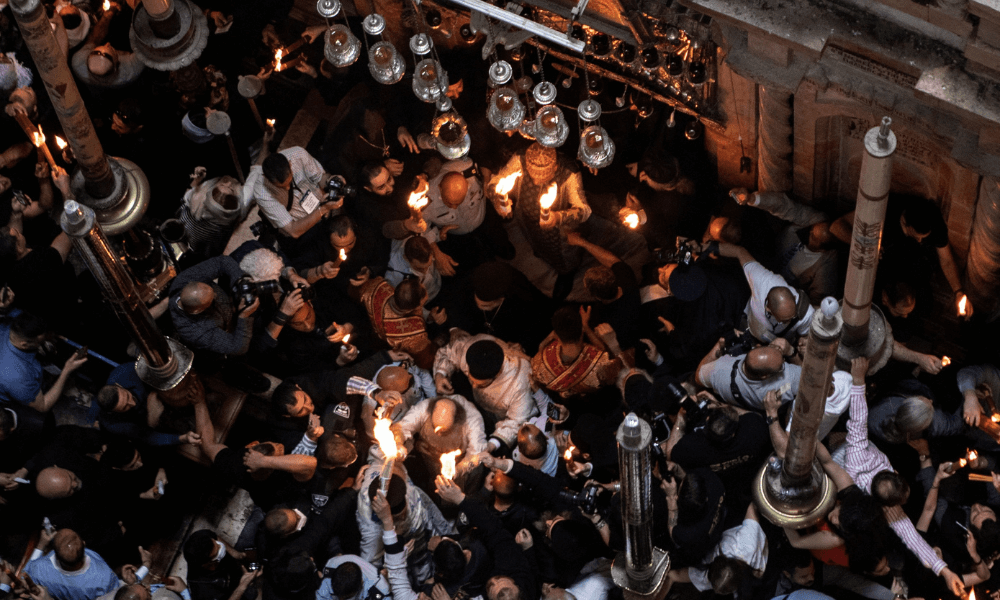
716, 242, 756, 267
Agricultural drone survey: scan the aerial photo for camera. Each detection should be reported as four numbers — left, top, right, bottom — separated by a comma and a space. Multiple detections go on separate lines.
558, 482, 602, 515
325, 178, 357, 202
720, 329, 755, 357
653, 237, 699, 266
249, 219, 272, 239
234, 277, 315, 305
12, 190, 31, 207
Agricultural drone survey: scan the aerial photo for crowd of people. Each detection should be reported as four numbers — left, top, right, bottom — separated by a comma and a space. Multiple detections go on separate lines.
0, 1, 997, 600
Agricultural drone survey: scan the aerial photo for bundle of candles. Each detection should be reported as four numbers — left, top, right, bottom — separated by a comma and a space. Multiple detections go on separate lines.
946, 449, 978, 473
372, 417, 397, 493
439, 449, 462, 480
407, 182, 429, 223
272, 40, 307, 73
494, 171, 521, 214
539, 183, 558, 221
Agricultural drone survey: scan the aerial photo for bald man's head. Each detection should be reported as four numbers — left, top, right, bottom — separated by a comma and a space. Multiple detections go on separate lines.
431, 398, 457, 435
517, 424, 547, 460
36, 466, 79, 499
744, 346, 785, 380
263, 508, 299, 538
492, 469, 517, 498
376, 366, 412, 394
765, 287, 797, 325
53, 529, 85, 570
439, 172, 468, 209
115, 583, 151, 600
180, 282, 215, 314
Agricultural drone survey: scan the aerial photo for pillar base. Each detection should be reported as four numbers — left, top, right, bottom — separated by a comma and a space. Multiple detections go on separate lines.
135, 336, 194, 392
612, 547, 670, 598
753, 455, 837, 528
130, 0, 208, 71
836, 305, 894, 374
70, 157, 150, 236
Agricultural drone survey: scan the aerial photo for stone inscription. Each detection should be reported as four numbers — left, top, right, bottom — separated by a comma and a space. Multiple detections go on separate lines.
850, 219, 883, 270
826, 46, 919, 88
845, 117, 935, 167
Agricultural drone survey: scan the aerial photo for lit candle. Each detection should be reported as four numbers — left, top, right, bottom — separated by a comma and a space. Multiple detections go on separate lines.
407, 183, 429, 223
539, 182, 558, 221
946, 458, 967, 474
373, 417, 397, 493
341, 332, 354, 354
969, 449, 978, 463
54, 136, 67, 150
624, 212, 639, 229
440, 449, 462, 480
992, 414, 999, 424
32, 128, 56, 169
958, 294, 968, 317
494, 171, 521, 214
563, 445, 576, 462
941, 356, 951, 367
273, 48, 284, 71
266, 118, 275, 128
102, 0, 111, 12
339, 248, 348, 262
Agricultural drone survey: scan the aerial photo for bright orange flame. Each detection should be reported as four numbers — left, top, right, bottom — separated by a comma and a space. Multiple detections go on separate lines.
54, 136, 67, 150
959, 294, 968, 316
434, 426, 444, 434
992, 414, 1000, 424
31, 130, 44, 147
274, 48, 284, 71
539, 183, 558, 211
440, 449, 462, 480
969, 450, 978, 462
941, 356, 951, 367
495, 171, 521, 196
373, 418, 396, 459
563, 445, 575, 461
339, 248, 347, 261
624, 212, 640, 229
102, 0, 110, 11
958, 458, 968, 469
970, 588, 977, 600
266, 118, 276, 127
342, 333, 351, 345
408, 186, 429, 211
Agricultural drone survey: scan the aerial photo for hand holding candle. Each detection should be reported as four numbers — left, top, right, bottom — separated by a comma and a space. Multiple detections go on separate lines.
494, 171, 521, 216
31, 128, 56, 169
538, 182, 558, 227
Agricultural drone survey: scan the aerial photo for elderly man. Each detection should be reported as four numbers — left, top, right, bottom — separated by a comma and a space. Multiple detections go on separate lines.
421, 156, 514, 263
351, 270, 441, 370
487, 143, 591, 276
512, 423, 560, 477
434, 332, 536, 453
696, 342, 801, 411
168, 256, 259, 357
393, 395, 486, 490
714, 242, 815, 345
24, 529, 148, 600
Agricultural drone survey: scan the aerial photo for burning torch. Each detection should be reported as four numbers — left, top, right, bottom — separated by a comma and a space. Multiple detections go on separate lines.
373, 417, 397, 493
32, 128, 56, 170
407, 181, 429, 228
440, 449, 462, 481
958, 293, 969, 318
538, 182, 558, 224
494, 171, 521, 217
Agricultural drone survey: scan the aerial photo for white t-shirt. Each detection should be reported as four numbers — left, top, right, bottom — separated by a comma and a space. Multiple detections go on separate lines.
689, 519, 768, 592
743, 261, 814, 342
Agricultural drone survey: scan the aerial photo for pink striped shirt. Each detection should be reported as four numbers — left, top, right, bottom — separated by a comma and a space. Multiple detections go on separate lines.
844, 384, 946, 575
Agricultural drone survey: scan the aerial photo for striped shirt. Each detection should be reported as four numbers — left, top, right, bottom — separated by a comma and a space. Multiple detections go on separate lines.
844, 384, 946, 575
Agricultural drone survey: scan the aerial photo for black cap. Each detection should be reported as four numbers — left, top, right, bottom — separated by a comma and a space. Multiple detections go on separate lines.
466, 340, 504, 380
368, 474, 407, 514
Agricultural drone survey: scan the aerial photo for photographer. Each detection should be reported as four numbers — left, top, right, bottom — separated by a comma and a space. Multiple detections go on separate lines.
249, 140, 345, 241
660, 464, 727, 568
168, 255, 258, 358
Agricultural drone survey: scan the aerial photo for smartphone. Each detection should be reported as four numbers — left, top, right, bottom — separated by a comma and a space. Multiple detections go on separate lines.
12, 190, 30, 207
546, 403, 561, 420
74, 345, 88, 359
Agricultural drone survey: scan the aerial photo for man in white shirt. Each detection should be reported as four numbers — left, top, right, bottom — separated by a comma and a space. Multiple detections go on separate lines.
433, 332, 536, 452
250, 146, 343, 240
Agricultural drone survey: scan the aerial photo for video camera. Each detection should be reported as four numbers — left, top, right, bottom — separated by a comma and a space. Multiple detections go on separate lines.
650, 382, 713, 458
558, 482, 602, 515
233, 276, 316, 306
653, 237, 705, 266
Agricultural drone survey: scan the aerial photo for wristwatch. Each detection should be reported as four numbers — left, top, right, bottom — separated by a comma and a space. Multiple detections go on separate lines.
766, 415, 777, 426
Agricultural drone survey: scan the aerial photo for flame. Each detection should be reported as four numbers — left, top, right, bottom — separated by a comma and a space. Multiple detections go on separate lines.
564, 445, 575, 461
992, 414, 1000, 424
408, 189, 429, 211
31, 130, 45, 147
274, 48, 284, 71
970, 589, 977, 600
434, 425, 444, 434
103, 0, 110, 11
539, 182, 558, 211
958, 458, 968, 469
373, 417, 397, 459
440, 449, 462, 480
342, 333, 351, 345
266, 118, 276, 127
54, 136, 67, 150
339, 248, 347, 261
495, 171, 521, 196
941, 356, 951, 367
624, 212, 640, 229
969, 450, 979, 462
959, 294, 968, 316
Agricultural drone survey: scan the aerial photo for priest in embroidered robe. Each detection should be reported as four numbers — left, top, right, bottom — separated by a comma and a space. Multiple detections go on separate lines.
531, 306, 630, 399
351, 271, 438, 370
